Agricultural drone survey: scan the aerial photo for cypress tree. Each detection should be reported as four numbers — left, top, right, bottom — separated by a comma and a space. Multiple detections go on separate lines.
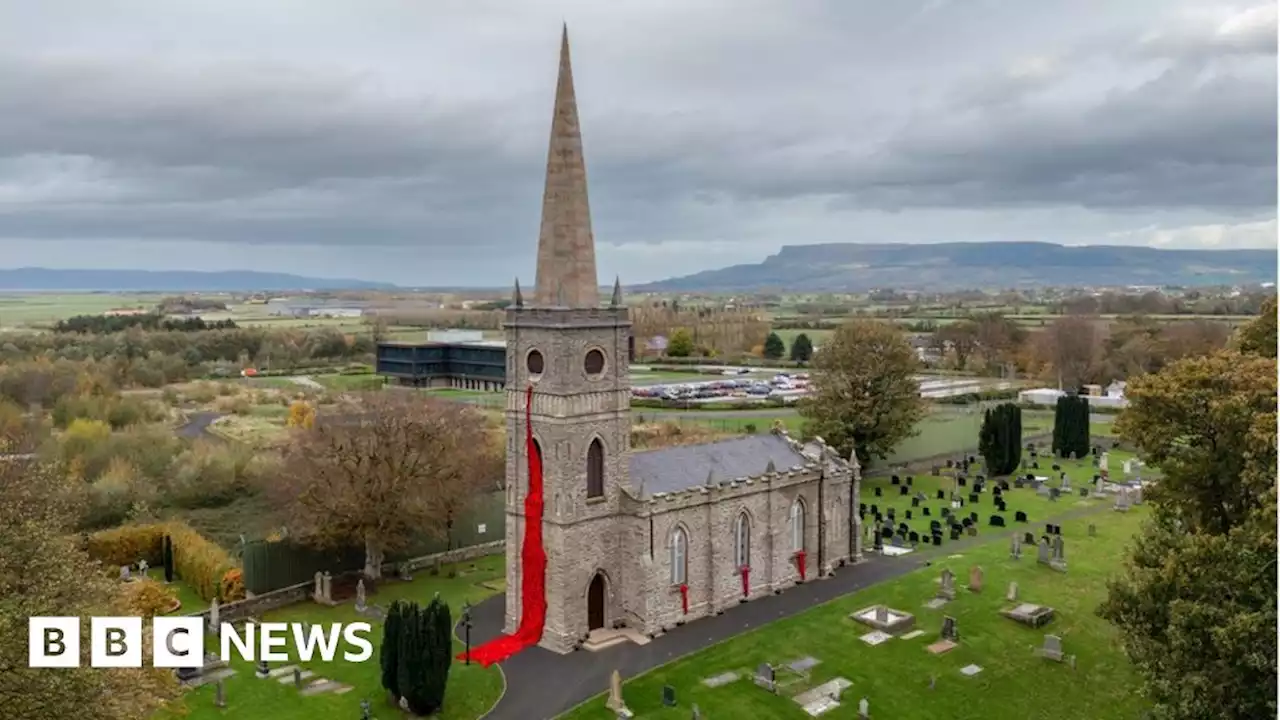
397, 602, 426, 713
763, 332, 787, 360
420, 595, 454, 714
790, 333, 814, 363
1052, 395, 1090, 459
162, 536, 174, 583
380, 601, 405, 700
979, 403, 1022, 476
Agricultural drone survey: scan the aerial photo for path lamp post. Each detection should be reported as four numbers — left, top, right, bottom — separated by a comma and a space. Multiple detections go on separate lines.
462, 601, 473, 665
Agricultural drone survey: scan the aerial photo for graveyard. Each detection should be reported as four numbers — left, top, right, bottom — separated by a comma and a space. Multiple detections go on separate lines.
153, 555, 506, 720
560, 505, 1152, 720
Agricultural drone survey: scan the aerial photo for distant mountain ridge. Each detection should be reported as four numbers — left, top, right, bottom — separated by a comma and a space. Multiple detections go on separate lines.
0, 268, 397, 292
636, 242, 1278, 292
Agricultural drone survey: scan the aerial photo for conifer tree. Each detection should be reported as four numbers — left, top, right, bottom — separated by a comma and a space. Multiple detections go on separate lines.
420, 595, 454, 714
1052, 395, 1090, 459
162, 535, 174, 583
763, 332, 786, 360
979, 403, 1022, 475
397, 602, 426, 712
380, 600, 405, 700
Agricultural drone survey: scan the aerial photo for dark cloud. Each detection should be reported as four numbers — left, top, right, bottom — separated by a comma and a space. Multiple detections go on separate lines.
0, 0, 1273, 285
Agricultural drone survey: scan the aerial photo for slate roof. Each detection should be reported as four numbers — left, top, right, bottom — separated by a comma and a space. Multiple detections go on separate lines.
629, 433, 811, 497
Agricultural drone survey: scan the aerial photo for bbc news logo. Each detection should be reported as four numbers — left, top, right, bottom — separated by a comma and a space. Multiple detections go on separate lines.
29, 617, 373, 668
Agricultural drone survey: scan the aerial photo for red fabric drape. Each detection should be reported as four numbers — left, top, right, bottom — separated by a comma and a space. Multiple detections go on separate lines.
740, 566, 750, 597
795, 551, 807, 581
679, 584, 689, 615
458, 386, 547, 666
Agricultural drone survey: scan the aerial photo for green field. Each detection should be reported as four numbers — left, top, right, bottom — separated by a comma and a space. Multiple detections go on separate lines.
157, 555, 505, 720
0, 293, 161, 327
562, 503, 1150, 720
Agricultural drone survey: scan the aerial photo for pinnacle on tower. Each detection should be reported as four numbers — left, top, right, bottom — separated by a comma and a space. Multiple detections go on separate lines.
533, 25, 600, 308
512, 278, 524, 308
610, 276, 622, 307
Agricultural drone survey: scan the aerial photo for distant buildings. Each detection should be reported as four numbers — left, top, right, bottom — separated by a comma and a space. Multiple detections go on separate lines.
268, 298, 367, 318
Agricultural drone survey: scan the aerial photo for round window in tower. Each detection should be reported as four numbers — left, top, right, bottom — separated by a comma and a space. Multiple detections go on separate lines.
526, 349, 545, 376
584, 348, 606, 376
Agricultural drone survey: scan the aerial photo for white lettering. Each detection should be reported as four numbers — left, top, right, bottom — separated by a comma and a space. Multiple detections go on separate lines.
220, 622, 255, 662
259, 623, 290, 662
291, 623, 343, 662
342, 623, 374, 662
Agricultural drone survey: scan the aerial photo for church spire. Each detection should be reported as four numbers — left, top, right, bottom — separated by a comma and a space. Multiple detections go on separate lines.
533, 24, 599, 308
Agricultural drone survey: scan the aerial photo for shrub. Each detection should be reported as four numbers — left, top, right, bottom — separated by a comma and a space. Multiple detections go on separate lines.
220, 568, 245, 602
87, 524, 165, 567
122, 578, 179, 617
166, 521, 238, 602
85, 457, 153, 528
165, 440, 255, 509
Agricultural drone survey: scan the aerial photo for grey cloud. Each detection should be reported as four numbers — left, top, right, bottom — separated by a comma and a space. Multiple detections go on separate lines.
0, 0, 1273, 271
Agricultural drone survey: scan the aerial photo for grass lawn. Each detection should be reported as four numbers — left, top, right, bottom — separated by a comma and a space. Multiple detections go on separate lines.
142, 568, 208, 615
640, 413, 807, 436
560, 506, 1150, 720
771, 328, 835, 348
208, 415, 289, 448
156, 555, 506, 720
313, 373, 386, 391
882, 410, 1052, 466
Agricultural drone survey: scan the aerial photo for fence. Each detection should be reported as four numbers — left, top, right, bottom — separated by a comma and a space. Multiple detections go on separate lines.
241, 492, 506, 595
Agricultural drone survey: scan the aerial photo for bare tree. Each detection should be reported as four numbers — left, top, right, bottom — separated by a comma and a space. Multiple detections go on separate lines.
271, 392, 501, 579
1039, 315, 1102, 389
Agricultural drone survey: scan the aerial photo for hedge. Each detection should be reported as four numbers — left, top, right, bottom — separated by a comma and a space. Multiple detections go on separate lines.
88, 521, 239, 602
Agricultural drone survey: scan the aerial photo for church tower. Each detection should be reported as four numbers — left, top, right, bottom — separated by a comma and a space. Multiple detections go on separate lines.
503, 26, 632, 654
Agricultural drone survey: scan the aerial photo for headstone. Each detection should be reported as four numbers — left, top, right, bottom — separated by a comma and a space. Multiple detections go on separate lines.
608, 669, 627, 709
361, 699, 373, 720
208, 598, 220, 635
936, 489, 946, 500
137, 559, 149, 576
1037, 538, 1050, 564
967, 566, 983, 592
911, 497, 920, 508
922, 507, 931, 516
1024, 531, 1035, 544
215, 679, 225, 708
905, 510, 913, 520
1006, 581, 1018, 601
256, 659, 269, 679
909, 531, 920, 544
874, 487, 882, 497
1115, 488, 1131, 512
1010, 534, 1022, 560
968, 493, 979, 503
938, 569, 956, 600
892, 475, 900, 485
120, 566, 131, 581
1040, 634, 1064, 662
932, 535, 942, 546
875, 605, 889, 624
941, 615, 959, 641
355, 579, 367, 611
901, 485, 909, 496
313, 571, 323, 600
753, 663, 776, 693
293, 667, 303, 688
662, 685, 676, 707
1052, 535, 1066, 563
692, 704, 701, 720
1088, 524, 1097, 537
1015, 511, 1028, 523
859, 697, 870, 719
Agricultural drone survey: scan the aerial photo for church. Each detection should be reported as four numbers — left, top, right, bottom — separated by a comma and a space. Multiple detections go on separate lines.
498, 28, 865, 655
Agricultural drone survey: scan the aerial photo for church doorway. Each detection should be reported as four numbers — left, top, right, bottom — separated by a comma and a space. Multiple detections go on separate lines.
587, 572, 606, 631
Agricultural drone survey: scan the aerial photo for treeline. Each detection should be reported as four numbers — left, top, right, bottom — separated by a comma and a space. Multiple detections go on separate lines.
54, 313, 238, 334
1056, 290, 1271, 316
0, 326, 374, 394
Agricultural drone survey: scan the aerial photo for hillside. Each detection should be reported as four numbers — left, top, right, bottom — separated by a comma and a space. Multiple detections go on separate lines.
0, 268, 397, 292
637, 242, 1277, 291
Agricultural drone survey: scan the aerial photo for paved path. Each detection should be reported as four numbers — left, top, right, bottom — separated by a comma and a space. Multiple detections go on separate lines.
287, 376, 325, 390
468, 500, 1119, 720
176, 411, 225, 440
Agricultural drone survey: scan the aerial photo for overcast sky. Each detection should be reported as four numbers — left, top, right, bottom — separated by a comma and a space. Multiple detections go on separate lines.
0, 0, 1275, 286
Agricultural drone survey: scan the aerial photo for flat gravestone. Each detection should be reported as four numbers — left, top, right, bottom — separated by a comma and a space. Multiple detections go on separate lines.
899, 629, 926, 640
923, 598, 948, 610
859, 630, 893, 646
926, 640, 957, 655
789, 656, 821, 673
702, 671, 739, 688
960, 664, 983, 677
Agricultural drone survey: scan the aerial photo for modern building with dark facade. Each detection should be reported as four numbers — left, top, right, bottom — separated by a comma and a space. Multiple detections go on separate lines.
375, 339, 507, 391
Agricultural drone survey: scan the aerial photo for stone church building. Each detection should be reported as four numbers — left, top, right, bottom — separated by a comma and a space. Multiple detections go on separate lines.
502, 28, 864, 654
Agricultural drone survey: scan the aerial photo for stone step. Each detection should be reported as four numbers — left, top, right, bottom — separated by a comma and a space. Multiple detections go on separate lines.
300, 679, 353, 696
267, 664, 300, 679
185, 667, 237, 688
278, 669, 315, 685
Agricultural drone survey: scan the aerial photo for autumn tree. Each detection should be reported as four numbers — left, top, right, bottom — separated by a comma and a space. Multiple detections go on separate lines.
936, 320, 979, 370
1038, 314, 1102, 389
270, 393, 502, 579
799, 320, 926, 461
1233, 294, 1276, 358
1100, 344, 1277, 720
971, 312, 1026, 374
0, 428, 177, 720
666, 328, 694, 358
1157, 319, 1230, 364
763, 332, 786, 360
789, 333, 814, 363
285, 399, 316, 429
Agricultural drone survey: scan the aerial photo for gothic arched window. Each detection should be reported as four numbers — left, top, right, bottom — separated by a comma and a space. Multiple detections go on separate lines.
734, 512, 751, 569
790, 498, 806, 553
586, 439, 604, 499
670, 527, 688, 584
